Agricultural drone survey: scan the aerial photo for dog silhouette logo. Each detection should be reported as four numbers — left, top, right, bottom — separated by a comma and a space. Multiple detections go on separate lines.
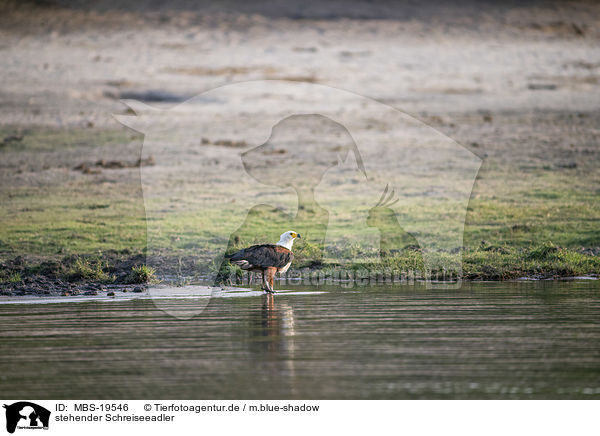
3, 402, 50, 433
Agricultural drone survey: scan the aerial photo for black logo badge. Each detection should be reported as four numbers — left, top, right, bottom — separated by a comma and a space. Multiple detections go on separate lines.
3, 402, 50, 434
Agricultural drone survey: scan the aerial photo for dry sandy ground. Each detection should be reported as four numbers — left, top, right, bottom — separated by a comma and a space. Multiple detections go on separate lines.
1, 1, 599, 127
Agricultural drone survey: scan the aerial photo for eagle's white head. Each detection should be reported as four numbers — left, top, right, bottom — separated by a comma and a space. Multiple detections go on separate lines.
276, 231, 301, 250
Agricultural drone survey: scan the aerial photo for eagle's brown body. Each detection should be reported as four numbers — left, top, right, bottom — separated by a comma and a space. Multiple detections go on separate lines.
226, 244, 294, 293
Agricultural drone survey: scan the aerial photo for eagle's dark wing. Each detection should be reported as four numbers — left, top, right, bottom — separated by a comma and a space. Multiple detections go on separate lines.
227, 244, 293, 269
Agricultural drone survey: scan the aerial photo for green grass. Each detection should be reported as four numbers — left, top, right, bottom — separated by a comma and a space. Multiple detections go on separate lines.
65, 257, 115, 283
126, 265, 158, 284
0, 271, 22, 283
462, 244, 600, 280
0, 125, 599, 283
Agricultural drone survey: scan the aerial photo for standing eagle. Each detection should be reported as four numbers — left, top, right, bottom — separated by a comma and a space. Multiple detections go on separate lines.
226, 231, 300, 293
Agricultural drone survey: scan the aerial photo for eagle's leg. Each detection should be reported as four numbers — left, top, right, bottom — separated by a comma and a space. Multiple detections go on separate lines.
265, 267, 276, 294
261, 270, 270, 293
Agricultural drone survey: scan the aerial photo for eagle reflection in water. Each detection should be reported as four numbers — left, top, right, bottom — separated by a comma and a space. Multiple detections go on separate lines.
249, 295, 296, 353
248, 295, 297, 391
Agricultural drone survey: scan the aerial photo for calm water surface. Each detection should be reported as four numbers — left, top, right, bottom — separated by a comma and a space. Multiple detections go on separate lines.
1, 281, 599, 399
